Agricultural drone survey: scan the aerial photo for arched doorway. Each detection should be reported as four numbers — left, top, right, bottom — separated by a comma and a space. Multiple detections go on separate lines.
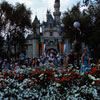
46, 48, 58, 56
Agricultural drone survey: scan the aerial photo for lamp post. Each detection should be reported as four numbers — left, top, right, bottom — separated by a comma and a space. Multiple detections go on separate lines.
73, 21, 81, 41
73, 21, 81, 51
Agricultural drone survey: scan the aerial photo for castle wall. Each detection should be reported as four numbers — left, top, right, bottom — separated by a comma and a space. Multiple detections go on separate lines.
32, 39, 39, 58
26, 44, 33, 58
53, 32, 59, 37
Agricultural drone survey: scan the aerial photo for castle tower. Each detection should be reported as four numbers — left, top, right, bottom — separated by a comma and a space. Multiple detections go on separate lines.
53, 0, 61, 24
32, 15, 40, 57
32, 15, 40, 36
46, 10, 50, 22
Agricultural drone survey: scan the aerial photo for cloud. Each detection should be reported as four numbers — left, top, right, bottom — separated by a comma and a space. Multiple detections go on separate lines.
0, 0, 80, 22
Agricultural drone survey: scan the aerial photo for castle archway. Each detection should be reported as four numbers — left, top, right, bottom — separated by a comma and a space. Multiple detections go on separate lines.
46, 48, 58, 55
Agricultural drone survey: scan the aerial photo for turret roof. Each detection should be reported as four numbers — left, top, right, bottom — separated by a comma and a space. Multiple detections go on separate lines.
33, 15, 40, 25
55, 0, 60, 3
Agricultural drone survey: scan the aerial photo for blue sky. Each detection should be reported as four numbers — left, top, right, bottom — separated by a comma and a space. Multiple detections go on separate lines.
0, 0, 81, 22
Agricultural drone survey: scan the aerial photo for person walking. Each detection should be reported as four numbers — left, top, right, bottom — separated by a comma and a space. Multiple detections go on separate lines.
65, 50, 75, 67
81, 49, 91, 73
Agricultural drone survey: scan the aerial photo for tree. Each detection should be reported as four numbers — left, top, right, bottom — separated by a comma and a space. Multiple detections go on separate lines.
11, 3, 32, 57
0, 1, 32, 58
62, 3, 92, 52
86, 0, 100, 59
62, 0, 100, 59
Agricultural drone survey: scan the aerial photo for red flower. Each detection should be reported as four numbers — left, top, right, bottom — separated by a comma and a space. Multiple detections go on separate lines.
37, 71, 41, 74
31, 73, 34, 76
96, 81, 100, 84
19, 77, 23, 81
61, 78, 65, 81
73, 73, 77, 76
89, 71, 94, 75
4, 76, 8, 79
86, 72, 89, 74
20, 73, 24, 76
9, 74, 13, 77
72, 76, 76, 79
30, 82, 34, 85
48, 77, 52, 80
24, 82, 27, 84
92, 68, 98, 72
31, 79, 37, 82
66, 78, 69, 81
69, 77, 72, 79
55, 79, 60, 82
78, 75, 81, 79
4, 72, 8, 74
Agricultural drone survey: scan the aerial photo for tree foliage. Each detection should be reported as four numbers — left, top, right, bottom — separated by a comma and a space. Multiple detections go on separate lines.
62, 3, 92, 52
0, 1, 32, 57
62, 0, 100, 59
87, 0, 100, 59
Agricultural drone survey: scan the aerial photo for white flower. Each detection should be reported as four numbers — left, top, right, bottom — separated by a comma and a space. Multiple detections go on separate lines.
56, 83, 61, 87
54, 74, 58, 77
92, 81, 95, 85
39, 74, 44, 80
88, 74, 96, 81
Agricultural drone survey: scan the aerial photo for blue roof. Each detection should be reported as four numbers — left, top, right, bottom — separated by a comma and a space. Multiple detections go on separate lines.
26, 35, 32, 40
47, 14, 53, 22
43, 14, 57, 27
33, 15, 40, 25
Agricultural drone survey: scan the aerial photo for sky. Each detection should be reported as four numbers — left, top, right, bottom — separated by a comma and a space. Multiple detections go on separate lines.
0, 0, 81, 22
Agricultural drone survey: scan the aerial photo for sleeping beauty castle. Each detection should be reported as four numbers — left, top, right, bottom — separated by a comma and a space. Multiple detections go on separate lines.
26, 0, 71, 58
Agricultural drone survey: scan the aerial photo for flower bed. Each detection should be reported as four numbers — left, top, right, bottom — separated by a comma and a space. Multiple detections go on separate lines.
0, 67, 100, 99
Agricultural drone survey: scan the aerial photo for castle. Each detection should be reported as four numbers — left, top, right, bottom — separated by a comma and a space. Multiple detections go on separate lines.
26, 0, 71, 58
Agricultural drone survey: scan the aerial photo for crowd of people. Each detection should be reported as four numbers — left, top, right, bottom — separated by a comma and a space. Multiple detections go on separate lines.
0, 49, 100, 73
0, 51, 64, 72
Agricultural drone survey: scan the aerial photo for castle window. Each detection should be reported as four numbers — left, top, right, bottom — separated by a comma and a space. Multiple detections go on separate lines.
50, 32, 52, 36
50, 23, 53, 29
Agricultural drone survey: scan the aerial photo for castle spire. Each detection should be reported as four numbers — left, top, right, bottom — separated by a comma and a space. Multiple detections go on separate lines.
46, 9, 51, 21
55, 0, 60, 3
53, 0, 61, 24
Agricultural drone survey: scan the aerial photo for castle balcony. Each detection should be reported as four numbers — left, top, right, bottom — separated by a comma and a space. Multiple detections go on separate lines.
40, 36, 62, 43
41, 36, 62, 40
44, 27, 58, 32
